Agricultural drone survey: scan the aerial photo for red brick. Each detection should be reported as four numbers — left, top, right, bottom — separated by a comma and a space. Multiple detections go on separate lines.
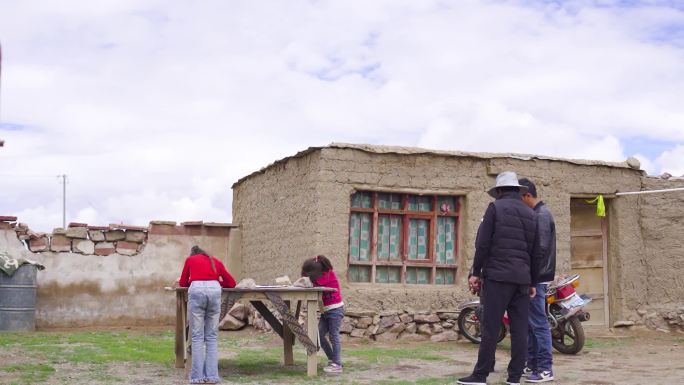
94, 242, 115, 256
68, 222, 88, 228
116, 241, 139, 256
0, 216, 17, 221
29, 236, 48, 252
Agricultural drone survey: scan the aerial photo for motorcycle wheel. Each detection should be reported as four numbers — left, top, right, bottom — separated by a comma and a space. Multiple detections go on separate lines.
457, 306, 506, 344
552, 317, 585, 354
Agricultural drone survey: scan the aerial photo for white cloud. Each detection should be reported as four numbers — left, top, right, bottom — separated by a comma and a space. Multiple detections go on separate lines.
655, 145, 684, 176
1, 0, 683, 231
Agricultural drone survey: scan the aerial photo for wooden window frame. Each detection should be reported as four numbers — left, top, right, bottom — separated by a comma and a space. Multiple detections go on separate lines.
348, 191, 461, 285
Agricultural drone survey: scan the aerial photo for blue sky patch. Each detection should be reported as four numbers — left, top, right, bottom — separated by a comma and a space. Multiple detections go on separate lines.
0, 123, 26, 131
623, 136, 679, 159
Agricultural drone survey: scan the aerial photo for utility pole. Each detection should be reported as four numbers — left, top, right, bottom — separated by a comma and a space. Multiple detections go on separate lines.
59, 174, 67, 228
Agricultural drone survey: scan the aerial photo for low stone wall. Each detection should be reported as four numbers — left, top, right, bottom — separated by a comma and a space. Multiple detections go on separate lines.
222, 304, 463, 343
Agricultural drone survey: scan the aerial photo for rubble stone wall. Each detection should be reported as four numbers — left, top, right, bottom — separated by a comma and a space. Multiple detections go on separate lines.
0, 218, 236, 328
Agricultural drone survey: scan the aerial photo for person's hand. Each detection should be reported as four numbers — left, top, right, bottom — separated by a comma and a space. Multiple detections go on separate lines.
530, 286, 537, 298
468, 276, 481, 295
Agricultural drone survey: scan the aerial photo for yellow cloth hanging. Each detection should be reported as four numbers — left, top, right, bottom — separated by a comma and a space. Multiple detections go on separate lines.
585, 195, 605, 217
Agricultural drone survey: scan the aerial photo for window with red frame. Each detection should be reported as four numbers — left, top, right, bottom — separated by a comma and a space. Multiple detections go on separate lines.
348, 191, 461, 285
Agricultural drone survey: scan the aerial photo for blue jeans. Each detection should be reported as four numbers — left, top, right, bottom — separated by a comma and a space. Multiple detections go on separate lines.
319, 306, 344, 366
188, 281, 222, 383
527, 283, 552, 371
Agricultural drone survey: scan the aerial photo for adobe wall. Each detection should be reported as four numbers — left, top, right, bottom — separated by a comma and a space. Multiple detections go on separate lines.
0, 218, 236, 328
231, 151, 322, 283
311, 147, 644, 316
231, 146, 645, 319
627, 177, 684, 330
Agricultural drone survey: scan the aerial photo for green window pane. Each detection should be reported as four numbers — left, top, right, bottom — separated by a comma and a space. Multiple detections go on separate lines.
351, 192, 372, 208
378, 215, 402, 261
349, 265, 371, 282
406, 267, 430, 284
349, 213, 372, 261
378, 193, 402, 210
408, 195, 432, 211
435, 268, 456, 285
375, 266, 401, 283
408, 219, 429, 260
435, 217, 456, 264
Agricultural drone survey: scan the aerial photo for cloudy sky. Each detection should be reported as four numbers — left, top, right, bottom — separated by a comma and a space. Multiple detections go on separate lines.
1, 0, 683, 232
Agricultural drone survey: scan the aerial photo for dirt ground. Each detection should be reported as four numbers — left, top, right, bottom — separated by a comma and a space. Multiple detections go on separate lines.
2, 326, 683, 385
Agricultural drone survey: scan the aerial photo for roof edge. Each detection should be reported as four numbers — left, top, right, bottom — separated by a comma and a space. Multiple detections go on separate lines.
231, 142, 638, 188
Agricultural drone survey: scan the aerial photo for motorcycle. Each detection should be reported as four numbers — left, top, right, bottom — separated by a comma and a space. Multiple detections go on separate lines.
457, 274, 592, 354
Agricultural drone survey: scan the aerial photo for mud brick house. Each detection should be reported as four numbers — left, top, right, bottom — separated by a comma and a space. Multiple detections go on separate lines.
232, 143, 684, 330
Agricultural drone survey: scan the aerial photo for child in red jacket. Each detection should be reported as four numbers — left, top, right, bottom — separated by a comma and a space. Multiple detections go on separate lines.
301, 255, 344, 373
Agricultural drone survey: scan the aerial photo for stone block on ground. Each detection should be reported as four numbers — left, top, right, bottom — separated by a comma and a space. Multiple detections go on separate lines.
414, 314, 441, 323
398, 332, 428, 342
430, 330, 460, 342
405, 322, 417, 334
356, 316, 373, 329
389, 323, 407, 334
417, 323, 433, 336
432, 324, 444, 334
380, 315, 401, 329
350, 328, 366, 338
399, 314, 413, 323
340, 322, 354, 334
228, 303, 250, 321
219, 314, 246, 331
375, 331, 399, 342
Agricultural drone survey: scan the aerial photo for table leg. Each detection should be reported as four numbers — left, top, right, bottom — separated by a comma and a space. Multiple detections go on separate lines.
175, 290, 184, 368
283, 300, 294, 366
306, 299, 318, 376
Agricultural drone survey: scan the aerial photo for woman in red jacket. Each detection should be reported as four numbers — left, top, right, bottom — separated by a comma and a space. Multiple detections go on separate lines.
179, 246, 236, 384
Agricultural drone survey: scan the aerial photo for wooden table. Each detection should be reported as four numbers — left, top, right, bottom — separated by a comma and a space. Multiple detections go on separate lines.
170, 286, 335, 377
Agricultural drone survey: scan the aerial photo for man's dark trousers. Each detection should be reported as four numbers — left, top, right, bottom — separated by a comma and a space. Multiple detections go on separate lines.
473, 279, 530, 380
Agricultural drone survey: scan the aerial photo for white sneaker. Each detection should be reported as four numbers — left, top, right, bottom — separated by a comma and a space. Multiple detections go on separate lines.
525, 370, 554, 383
323, 363, 342, 374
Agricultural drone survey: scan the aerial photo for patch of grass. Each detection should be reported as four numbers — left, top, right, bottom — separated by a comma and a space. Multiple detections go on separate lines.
1, 363, 55, 384
583, 337, 630, 349
347, 345, 448, 363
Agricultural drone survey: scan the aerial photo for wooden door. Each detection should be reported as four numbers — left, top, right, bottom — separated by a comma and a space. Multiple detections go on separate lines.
570, 198, 609, 327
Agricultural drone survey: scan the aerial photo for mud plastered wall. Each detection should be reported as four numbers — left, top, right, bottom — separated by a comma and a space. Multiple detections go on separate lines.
629, 177, 684, 330
233, 145, 645, 320
232, 151, 321, 283
0, 219, 236, 328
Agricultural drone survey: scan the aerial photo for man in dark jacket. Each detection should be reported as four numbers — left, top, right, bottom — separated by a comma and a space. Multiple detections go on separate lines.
458, 171, 541, 385
519, 178, 556, 383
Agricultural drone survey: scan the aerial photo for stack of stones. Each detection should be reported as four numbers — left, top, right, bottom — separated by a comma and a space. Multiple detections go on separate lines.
0, 217, 148, 256
340, 310, 461, 342
242, 306, 462, 343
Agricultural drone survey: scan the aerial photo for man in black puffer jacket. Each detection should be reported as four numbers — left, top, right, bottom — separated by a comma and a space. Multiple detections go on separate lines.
458, 171, 541, 385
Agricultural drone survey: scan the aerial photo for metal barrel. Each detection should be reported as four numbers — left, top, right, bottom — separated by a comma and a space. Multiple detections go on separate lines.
0, 264, 37, 331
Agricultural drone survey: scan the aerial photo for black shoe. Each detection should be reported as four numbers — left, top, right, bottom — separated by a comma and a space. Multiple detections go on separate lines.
506, 377, 521, 385
457, 374, 487, 385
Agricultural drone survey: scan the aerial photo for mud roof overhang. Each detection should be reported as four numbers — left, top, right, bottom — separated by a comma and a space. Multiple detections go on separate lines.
232, 142, 639, 188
